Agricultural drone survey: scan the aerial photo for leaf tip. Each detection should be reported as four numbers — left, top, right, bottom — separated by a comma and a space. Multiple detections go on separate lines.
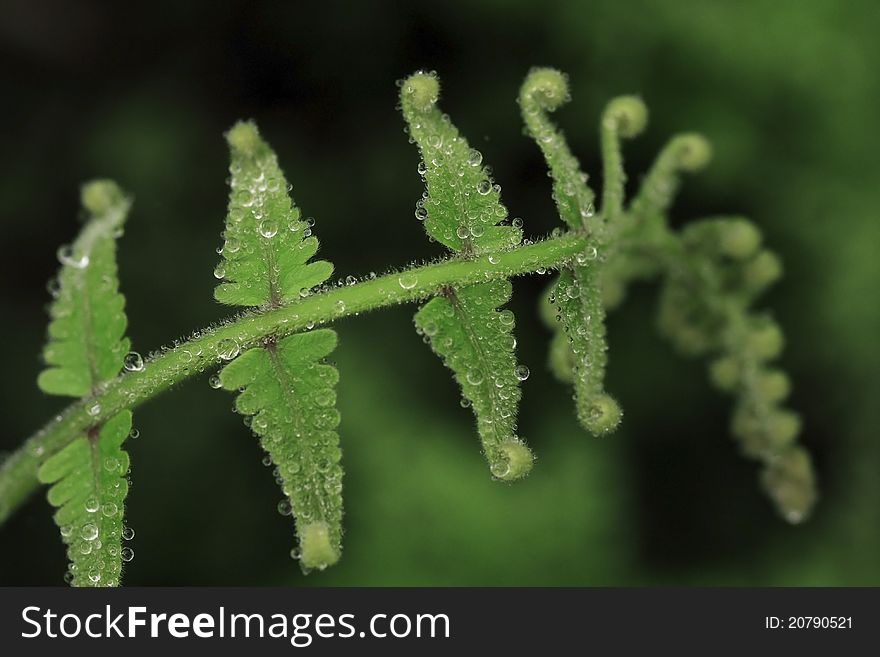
603, 95, 649, 139
493, 440, 535, 481
81, 180, 127, 216
673, 133, 713, 172
226, 120, 262, 157
400, 71, 440, 112
519, 67, 570, 112
299, 521, 340, 571
578, 393, 622, 436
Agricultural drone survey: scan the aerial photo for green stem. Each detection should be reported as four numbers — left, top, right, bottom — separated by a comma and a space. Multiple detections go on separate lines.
0, 232, 587, 526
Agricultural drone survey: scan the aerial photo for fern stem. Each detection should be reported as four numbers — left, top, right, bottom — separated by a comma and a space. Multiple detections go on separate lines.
0, 232, 587, 526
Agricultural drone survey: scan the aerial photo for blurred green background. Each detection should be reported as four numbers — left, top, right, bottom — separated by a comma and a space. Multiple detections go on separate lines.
1, 0, 877, 585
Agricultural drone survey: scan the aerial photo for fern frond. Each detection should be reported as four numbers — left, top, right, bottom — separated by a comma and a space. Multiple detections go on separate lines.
401, 72, 533, 478
659, 217, 817, 521
37, 410, 131, 586
551, 268, 620, 434
215, 124, 343, 569
518, 68, 597, 231
519, 69, 629, 435
37, 180, 134, 587
399, 71, 522, 253
38, 181, 131, 397
215, 121, 334, 307
415, 281, 532, 479
220, 329, 343, 570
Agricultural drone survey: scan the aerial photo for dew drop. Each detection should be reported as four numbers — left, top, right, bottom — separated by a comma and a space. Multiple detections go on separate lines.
466, 369, 484, 385
87, 402, 101, 417
123, 351, 144, 372
217, 337, 241, 361
467, 149, 483, 167
121, 526, 135, 541
490, 460, 511, 479
398, 273, 418, 290
515, 365, 531, 381
57, 245, 89, 269
84, 497, 100, 513
259, 219, 278, 238
477, 180, 492, 195
277, 499, 293, 516
81, 524, 99, 541
213, 263, 226, 279
121, 547, 135, 562
209, 374, 222, 389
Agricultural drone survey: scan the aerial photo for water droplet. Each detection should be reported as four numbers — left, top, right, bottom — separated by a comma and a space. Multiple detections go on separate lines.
467, 149, 483, 167
87, 402, 101, 417
208, 374, 222, 389
512, 217, 524, 229
101, 502, 118, 517
477, 180, 492, 195
85, 497, 100, 513
121, 547, 135, 562
121, 526, 135, 541
466, 369, 484, 385
335, 300, 346, 314
128, 428, 140, 440
213, 263, 226, 279
81, 524, 99, 541
515, 365, 530, 381
57, 245, 89, 269
398, 273, 418, 290
259, 219, 278, 238
414, 206, 428, 221
459, 397, 472, 408
277, 499, 293, 516
345, 275, 357, 286
417, 161, 428, 175
490, 460, 511, 478
217, 338, 241, 361
123, 351, 144, 372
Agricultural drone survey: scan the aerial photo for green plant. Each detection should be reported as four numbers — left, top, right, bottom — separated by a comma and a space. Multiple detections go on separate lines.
0, 68, 817, 586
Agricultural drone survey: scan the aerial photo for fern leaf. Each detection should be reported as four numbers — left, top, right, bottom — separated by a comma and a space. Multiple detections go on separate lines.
519, 69, 624, 435
214, 122, 344, 569
38, 181, 131, 397
399, 72, 521, 254
215, 121, 333, 307
518, 68, 598, 231
400, 72, 533, 478
37, 411, 132, 586
37, 180, 134, 587
219, 329, 343, 570
551, 268, 620, 434
415, 281, 532, 479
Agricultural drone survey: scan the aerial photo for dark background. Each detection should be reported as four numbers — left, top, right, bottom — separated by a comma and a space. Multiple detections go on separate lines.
1, 0, 877, 585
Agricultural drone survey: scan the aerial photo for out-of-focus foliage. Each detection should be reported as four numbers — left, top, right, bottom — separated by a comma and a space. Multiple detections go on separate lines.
0, 0, 877, 585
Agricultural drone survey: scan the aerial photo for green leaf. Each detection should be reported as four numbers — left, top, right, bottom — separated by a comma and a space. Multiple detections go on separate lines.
220, 329, 343, 571
401, 71, 533, 478
519, 69, 623, 435
37, 410, 132, 586
215, 121, 334, 307
38, 180, 131, 397
415, 280, 533, 479
518, 67, 598, 231
551, 268, 621, 434
400, 72, 522, 254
